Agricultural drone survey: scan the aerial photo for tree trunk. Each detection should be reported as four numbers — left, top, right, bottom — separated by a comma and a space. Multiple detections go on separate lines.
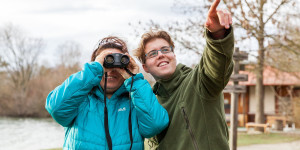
255, 49, 265, 123
255, 0, 266, 132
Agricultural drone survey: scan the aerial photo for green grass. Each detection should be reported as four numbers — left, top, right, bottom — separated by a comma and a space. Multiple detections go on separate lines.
237, 133, 300, 146
48, 132, 300, 149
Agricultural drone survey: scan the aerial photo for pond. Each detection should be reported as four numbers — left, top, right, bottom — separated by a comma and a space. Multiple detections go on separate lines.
0, 117, 64, 150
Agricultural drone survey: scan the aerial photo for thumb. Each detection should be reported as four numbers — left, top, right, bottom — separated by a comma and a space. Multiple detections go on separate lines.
115, 68, 130, 79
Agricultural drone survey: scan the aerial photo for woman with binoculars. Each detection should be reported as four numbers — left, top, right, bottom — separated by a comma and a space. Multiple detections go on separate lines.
45, 36, 169, 150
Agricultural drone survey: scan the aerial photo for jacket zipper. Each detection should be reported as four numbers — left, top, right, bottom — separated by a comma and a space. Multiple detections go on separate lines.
181, 107, 199, 150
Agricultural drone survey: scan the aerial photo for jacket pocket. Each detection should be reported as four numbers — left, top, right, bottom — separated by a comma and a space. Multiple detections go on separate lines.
180, 106, 200, 150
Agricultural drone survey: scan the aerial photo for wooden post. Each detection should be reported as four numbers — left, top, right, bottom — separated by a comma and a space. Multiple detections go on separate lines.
230, 47, 240, 150
225, 47, 248, 150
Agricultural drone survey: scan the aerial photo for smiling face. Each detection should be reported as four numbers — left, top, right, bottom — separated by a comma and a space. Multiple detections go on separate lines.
99, 48, 125, 94
142, 38, 177, 80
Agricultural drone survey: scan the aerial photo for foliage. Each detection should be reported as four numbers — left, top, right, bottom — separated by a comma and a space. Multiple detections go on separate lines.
129, 0, 213, 58
0, 24, 44, 116
266, 19, 300, 72
0, 25, 82, 117
223, 0, 297, 126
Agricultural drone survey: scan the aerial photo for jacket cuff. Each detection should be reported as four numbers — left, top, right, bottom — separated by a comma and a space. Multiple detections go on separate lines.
86, 61, 104, 77
205, 26, 234, 44
124, 73, 144, 91
204, 26, 234, 57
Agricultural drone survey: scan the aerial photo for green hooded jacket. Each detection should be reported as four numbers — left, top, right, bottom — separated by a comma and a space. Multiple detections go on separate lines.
148, 28, 234, 150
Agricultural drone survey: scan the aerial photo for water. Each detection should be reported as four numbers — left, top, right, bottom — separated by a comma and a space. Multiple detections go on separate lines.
0, 117, 64, 150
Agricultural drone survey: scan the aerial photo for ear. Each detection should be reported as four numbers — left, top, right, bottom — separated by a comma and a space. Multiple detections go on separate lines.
142, 64, 149, 73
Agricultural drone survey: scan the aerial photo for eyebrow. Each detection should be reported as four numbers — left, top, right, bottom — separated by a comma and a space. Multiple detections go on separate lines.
150, 46, 169, 51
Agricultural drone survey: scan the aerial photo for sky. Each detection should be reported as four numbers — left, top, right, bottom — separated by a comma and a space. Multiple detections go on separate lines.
0, 0, 202, 67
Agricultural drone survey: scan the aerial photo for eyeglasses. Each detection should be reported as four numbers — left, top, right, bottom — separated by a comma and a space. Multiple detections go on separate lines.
145, 46, 173, 59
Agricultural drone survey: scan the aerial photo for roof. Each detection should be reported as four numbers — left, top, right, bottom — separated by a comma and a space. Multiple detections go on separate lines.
231, 65, 300, 86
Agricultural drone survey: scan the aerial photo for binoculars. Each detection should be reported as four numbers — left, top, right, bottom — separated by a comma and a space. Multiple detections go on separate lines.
103, 53, 129, 68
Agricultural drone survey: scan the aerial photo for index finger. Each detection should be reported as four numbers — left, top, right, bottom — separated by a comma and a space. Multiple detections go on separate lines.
208, 0, 221, 14
98, 50, 113, 57
126, 53, 137, 65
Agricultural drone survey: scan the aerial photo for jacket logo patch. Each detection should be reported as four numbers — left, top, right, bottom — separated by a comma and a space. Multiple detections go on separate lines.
118, 107, 126, 112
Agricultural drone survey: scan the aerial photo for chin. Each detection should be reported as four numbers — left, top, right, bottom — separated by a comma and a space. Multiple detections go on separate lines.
156, 73, 172, 80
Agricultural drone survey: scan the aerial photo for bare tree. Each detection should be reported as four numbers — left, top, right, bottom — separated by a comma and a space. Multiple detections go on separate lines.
266, 19, 300, 73
0, 56, 7, 67
221, 0, 298, 127
0, 24, 44, 116
129, 0, 213, 57
56, 41, 82, 69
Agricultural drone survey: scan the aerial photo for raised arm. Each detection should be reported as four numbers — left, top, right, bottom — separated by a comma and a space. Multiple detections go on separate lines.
199, 28, 234, 98
195, 0, 234, 98
45, 62, 103, 127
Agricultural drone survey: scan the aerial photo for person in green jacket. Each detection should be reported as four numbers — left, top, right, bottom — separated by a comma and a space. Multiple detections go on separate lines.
133, 0, 234, 149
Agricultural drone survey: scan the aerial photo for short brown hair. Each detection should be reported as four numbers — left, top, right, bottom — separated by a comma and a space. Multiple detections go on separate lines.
134, 30, 175, 64
91, 36, 128, 61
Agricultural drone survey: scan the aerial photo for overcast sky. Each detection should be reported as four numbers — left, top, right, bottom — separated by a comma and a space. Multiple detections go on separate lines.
1, 0, 298, 68
1, 0, 204, 67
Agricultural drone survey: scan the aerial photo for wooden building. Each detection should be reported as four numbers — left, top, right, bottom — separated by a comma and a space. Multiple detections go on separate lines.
224, 66, 300, 127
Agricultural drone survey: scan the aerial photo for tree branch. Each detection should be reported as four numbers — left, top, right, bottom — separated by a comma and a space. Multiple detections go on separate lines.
244, 0, 259, 18
264, 0, 290, 24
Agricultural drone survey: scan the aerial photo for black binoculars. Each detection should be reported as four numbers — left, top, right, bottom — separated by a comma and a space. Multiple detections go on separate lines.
103, 53, 129, 68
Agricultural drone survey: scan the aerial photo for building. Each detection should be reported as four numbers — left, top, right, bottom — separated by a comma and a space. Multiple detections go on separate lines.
224, 65, 300, 127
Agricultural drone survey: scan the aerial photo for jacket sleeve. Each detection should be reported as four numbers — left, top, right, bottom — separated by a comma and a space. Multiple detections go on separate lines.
124, 73, 169, 138
45, 62, 103, 127
196, 27, 234, 98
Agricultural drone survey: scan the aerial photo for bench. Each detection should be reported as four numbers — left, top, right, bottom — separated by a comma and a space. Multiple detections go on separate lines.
246, 122, 270, 133
267, 116, 287, 127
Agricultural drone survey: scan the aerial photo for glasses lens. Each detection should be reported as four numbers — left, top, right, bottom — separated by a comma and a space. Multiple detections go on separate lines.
145, 47, 172, 59
148, 51, 158, 58
161, 47, 172, 54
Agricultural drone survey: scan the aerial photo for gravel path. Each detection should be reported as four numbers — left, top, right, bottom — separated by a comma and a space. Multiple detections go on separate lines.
238, 140, 300, 150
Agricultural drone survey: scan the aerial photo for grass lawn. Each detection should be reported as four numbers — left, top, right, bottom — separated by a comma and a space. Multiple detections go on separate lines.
48, 132, 300, 149
237, 132, 300, 146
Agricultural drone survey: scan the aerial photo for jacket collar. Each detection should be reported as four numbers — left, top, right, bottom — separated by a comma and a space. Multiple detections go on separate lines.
153, 63, 191, 97
92, 84, 129, 102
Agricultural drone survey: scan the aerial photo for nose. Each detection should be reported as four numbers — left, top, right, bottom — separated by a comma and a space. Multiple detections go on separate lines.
105, 68, 113, 72
157, 50, 165, 59
105, 68, 118, 75
109, 69, 119, 73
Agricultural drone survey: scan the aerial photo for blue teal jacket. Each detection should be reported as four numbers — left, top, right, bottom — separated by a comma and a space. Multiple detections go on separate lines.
45, 62, 169, 150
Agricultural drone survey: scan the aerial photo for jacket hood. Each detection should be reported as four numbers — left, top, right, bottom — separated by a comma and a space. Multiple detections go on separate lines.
153, 63, 192, 98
